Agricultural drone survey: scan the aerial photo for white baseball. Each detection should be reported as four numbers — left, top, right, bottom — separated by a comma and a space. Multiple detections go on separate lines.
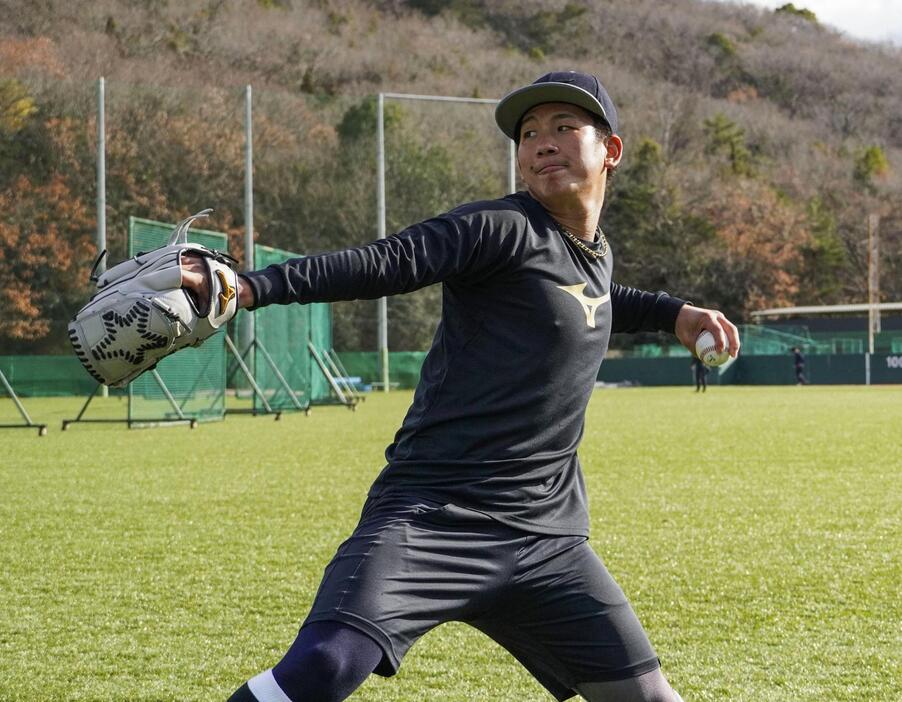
695, 330, 730, 367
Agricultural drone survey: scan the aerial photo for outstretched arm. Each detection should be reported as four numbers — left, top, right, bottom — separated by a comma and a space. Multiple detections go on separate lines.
180, 213, 509, 310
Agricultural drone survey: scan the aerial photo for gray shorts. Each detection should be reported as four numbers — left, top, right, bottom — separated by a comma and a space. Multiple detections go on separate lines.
302, 493, 660, 701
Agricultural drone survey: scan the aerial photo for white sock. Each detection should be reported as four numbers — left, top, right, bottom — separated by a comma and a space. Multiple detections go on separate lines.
247, 669, 293, 702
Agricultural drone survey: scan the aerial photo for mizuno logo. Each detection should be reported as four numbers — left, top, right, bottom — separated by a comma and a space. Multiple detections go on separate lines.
216, 269, 236, 313
557, 283, 610, 328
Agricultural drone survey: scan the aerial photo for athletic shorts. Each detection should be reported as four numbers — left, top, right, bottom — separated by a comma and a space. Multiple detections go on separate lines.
302, 492, 660, 701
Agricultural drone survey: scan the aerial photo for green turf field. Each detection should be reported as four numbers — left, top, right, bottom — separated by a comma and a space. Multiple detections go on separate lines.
1, 386, 899, 701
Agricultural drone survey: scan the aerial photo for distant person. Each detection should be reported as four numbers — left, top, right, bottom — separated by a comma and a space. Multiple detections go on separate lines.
792, 346, 807, 385
691, 355, 709, 392
185, 71, 740, 702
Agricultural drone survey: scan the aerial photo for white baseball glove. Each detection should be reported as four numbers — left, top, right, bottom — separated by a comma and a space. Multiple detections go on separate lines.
68, 209, 239, 387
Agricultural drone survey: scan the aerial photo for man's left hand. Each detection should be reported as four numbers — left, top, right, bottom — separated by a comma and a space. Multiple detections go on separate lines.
182, 253, 255, 309
674, 305, 740, 358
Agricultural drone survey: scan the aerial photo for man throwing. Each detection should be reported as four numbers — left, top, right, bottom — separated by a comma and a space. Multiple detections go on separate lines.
187, 71, 739, 702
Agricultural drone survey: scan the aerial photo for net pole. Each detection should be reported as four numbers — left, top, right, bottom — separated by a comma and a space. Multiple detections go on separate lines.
243, 85, 255, 367
376, 92, 506, 392
97, 77, 108, 398
96, 77, 106, 273
0, 369, 34, 424
867, 213, 880, 355
377, 93, 389, 392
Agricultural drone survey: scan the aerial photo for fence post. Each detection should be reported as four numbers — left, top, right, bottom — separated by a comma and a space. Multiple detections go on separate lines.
97, 77, 108, 399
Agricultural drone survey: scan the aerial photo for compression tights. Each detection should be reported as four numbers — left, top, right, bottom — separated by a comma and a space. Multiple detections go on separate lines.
226, 621, 685, 702
227, 621, 382, 702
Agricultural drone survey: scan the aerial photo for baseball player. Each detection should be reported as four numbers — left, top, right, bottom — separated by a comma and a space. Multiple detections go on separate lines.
691, 355, 709, 392
792, 347, 808, 384
183, 71, 739, 702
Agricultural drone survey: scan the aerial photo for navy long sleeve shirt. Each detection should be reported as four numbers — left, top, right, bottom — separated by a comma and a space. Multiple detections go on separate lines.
244, 192, 686, 535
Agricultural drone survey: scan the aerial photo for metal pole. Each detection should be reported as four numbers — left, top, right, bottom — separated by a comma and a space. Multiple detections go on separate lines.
867, 214, 880, 355
379, 92, 498, 105
225, 335, 274, 415
97, 77, 108, 398
1, 369, 35, 424
373, 91, 507, 392
377, 93, 389, 392
97, 78, 106, 270
243, 85, 255, 371
509, 139, 517, 194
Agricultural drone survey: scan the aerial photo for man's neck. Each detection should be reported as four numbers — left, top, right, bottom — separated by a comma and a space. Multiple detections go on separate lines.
527, 185, 607, 242
548, 211, 599, 241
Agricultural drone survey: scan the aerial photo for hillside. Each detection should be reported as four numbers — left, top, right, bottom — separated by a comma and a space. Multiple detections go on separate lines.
1, 0, 900, 353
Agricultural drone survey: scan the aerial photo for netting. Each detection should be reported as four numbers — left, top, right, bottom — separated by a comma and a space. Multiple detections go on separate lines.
0, 355, 98, 396
336, 351, 427, 390
0, 367, 47, 435
248, 244, 313, 412
737, 325, 902, 355
309, 300, 333, 403
617, 324, 902, 358
238, 244, 337, 411
127, 217, 228, 425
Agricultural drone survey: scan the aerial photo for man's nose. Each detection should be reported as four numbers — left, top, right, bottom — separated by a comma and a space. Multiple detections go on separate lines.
536, 136, 559, 155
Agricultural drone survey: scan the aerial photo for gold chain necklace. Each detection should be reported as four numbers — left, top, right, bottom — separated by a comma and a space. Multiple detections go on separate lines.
559, 225, 609, 260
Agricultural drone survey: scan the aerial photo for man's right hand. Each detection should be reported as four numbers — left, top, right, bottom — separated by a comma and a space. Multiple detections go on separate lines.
674, 304, 740, 358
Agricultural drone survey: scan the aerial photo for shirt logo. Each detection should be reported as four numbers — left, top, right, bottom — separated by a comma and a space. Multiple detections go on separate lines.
557, 283, 610, 328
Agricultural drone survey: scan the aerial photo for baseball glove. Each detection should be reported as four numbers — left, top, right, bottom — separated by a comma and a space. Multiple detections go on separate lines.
68, 209, 239, 387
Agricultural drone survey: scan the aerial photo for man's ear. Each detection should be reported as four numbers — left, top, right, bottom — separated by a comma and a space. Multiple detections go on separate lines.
604, 134, 623, 170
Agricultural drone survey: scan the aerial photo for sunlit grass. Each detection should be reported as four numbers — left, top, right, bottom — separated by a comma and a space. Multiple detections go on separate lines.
1, 386, 899, 701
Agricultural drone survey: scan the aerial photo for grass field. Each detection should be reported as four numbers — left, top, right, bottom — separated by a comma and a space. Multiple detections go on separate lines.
1, 386, 900, 701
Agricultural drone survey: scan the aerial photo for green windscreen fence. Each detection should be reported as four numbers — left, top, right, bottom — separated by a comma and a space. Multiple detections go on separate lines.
0, 355, 98, 396
338, 351, 427, 390
618, 325, 902, 359
248, 244, 310, 412
127, 217, 228, 424
309, 300, 333, 403
243, 244, 334, 412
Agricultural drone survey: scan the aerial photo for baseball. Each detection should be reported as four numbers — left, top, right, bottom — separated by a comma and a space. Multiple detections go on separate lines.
695, 330, 730, 367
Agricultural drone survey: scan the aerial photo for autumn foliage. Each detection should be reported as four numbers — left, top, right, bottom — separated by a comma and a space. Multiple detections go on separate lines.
0, 1, 899, 353
0, 175, 93, 348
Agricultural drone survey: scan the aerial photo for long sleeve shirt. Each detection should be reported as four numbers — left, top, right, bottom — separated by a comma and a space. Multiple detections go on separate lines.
243, 191, 686, 536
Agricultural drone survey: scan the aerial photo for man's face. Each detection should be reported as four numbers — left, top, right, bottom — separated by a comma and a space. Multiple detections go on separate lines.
516, 102, 621, 207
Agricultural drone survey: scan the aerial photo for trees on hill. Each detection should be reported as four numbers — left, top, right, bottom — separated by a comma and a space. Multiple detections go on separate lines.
0, 0, 899, 353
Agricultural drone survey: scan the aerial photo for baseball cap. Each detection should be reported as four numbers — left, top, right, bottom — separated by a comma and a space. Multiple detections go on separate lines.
495, 71, 619, 140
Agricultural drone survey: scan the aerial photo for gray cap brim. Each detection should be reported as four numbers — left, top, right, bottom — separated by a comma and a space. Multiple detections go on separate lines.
495, 82, 612, 140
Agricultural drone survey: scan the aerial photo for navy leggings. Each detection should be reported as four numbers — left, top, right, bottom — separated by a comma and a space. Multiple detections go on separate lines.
270, 621, 383, 702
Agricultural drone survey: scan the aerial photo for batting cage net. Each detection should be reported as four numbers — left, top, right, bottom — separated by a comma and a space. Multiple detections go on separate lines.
127, 216, 228, 425
309, 299, 334, 404
228, 244, 337, 414
245, 244, 312, 412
